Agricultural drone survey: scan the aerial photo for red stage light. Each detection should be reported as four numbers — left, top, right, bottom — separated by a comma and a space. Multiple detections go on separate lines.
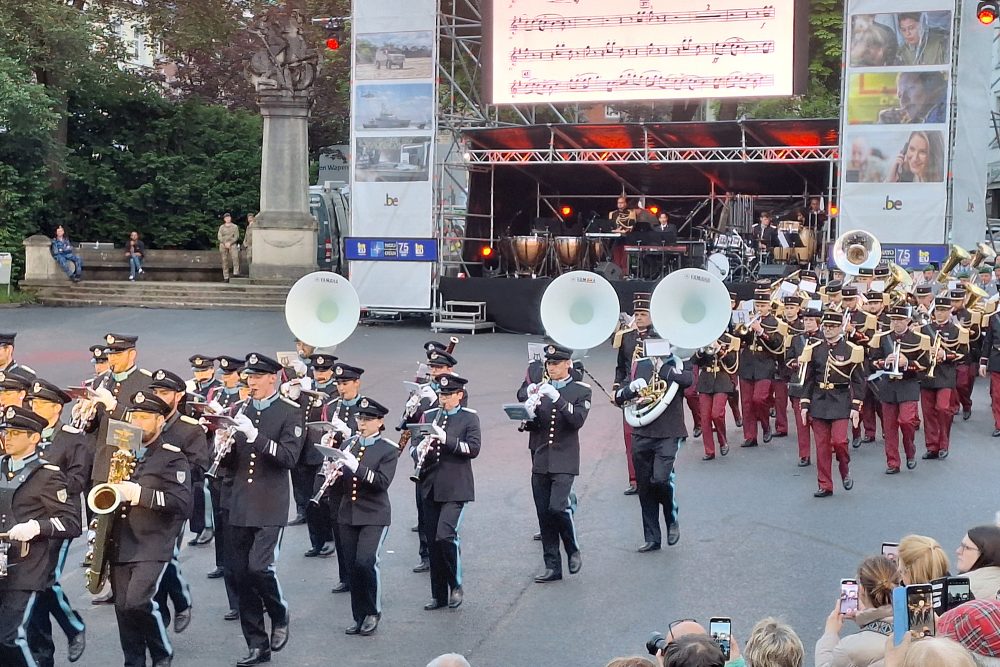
560, 205, 573, 217
326, 37, 341, 50
980, 6, 998, 24
829, 203, 839, 216
480, 246, 494, 258
648, 205, 660, 215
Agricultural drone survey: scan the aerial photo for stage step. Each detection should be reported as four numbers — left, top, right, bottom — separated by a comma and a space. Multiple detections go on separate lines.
20, 279, 290, 311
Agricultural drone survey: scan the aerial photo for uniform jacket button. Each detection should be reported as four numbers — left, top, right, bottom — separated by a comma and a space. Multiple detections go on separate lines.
247, 479, 253, 483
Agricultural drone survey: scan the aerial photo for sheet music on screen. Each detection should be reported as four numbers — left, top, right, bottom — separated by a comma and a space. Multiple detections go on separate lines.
484, 0, 807, 105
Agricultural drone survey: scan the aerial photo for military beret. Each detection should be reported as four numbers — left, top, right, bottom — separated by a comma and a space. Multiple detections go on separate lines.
333, 363, 364, 380
127, 391, 172, 416
243, 353, 283, 375
0, 405, 47, 433
149, 369, 187, 393
29, 379, 72, 405
355, 397, 389, 419
436, 374, 468, 394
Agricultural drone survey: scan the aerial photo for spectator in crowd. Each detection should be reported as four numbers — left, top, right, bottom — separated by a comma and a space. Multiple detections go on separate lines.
662, 635, 726, 667
426, 654, 472, 667
606, 658, 656, 667
885, 635, 976, 667
744, 618, 804, 667
244, 212, 256, 266
899, 534, 951, 585
939, 599, 1000, 667
816, 555, 898, 667
956, 526, 1000, 601
49, 225, 82, 282
217, 212, 241, 281
125, 230, 145, 281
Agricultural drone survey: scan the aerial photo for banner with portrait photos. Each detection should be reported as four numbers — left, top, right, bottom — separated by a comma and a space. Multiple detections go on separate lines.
349, 0, 437, 309
839, 0, 954, 244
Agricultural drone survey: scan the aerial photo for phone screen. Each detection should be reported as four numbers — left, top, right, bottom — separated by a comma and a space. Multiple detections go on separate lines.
907, 586, 936, 637
946, 580, 973, 611
840, 580, 860, 615
709, 618, 732, 660
882, 542, 899, 562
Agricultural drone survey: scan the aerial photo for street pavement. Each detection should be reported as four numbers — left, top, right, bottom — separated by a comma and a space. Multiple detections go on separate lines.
5, 306, 1000, 667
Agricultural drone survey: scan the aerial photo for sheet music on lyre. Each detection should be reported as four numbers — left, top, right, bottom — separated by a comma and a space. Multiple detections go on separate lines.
488, 0, 799, 105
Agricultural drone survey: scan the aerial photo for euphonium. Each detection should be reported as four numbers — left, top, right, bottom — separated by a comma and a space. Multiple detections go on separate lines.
971, 242, 997, 270
937, 245, 971, 285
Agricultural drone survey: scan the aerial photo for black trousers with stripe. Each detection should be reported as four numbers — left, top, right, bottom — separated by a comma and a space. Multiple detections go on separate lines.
111, 560, 173, 667
225, 525, 287, 651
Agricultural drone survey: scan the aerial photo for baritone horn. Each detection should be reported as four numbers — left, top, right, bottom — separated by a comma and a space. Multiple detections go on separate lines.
832, 230, 881, 275
971, 242, 997, 270
284, 272, 361, 348
937, 245, 971, 285
540, 271, 621, 351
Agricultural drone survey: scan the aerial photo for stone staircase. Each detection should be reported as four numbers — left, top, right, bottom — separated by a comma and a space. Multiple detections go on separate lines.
20, 279, 290, 311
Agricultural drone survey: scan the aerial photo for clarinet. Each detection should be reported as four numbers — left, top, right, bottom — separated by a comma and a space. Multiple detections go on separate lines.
309, 434, 359, 504
410, 410, 445, 483
205, 400, 248, 479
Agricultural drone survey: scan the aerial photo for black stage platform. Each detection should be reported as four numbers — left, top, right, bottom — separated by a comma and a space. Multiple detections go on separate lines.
439, 277, 756, 334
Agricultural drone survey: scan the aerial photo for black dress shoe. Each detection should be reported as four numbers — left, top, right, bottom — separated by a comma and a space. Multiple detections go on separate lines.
412, 558, 430, 573
191, 528, 214, 546
532, 532, 541, 541
720, 443, 729, 456
345, 623, 361, 635
331, 582, 350, 594
939, 450, 949, 459
885, 466, 900, 475
667, 523, 680, 546
741, 439, 758, 448
762, 431, 773, 443
236, 648, 271, 666
91, 590, 114, 605
814, 489, 833, 498
303, 547, 321, 558
359, 615, 379, 636
963, 410, 972, 420
623, 483, 638, 495
318, 543, 336, 557
851, 435, 862, 449
906, 458, 917, 469
224, 609, 240, 621
448, 586, 464, 608
637, 542, 661, 553
993, 429, 1000, 437
288, 514, 306, 527
152, 657, 171, 667
270, 618, 289, 651
773, 432, 788, 438
67, 629, 85, 662
923, 451, 940, 459
534, 569, 562, 583
568, 551, 582, 574
207, 567, 224, 579
798, 457, 811, 467
692, 427, 702, 438
702, 454, 715, 461
174, 606, 191, 633
843, 475, 854, 490
424, 599, 447, 610
861, 435, 875, 444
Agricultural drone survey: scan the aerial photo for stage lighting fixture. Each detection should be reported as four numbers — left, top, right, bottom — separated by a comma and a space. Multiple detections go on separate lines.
979, 1, 998, 24
481, 245, 501, 274
648, 205, 660, 215
560, 205, 573, 217
480, 246, 494, 258
829, 203, 839, 216
324, 18, 344, 50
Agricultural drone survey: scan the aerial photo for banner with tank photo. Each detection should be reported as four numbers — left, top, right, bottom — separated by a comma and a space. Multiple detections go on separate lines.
838, 1, 954, 244
349, 0, 436, 309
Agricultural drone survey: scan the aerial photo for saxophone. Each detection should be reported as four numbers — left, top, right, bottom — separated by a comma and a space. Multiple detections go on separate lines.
83, 447, 136, 594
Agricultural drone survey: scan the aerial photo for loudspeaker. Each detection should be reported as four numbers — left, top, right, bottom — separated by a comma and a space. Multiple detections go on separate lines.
757, 264, 787, 279
594, 261, 623, 281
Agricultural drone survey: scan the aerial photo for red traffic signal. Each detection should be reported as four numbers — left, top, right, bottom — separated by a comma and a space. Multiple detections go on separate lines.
980, 1, 999, 24
325, 37, 340, 50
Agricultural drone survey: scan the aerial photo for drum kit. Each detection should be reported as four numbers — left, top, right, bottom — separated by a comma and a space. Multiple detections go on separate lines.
705, 229, 756, 282
499, 233, 618, 278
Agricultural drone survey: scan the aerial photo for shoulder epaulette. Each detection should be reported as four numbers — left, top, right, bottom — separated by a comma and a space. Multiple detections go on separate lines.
382, 437, 401, 450
574, 381, 591, 389
162, 443, 182, 453
280, 396, 300, 407
460, 407, 478, 414
180, 415, 200, 425
140, 368, 153, 377
60, 424, 82, 434
846, 341, 865, 364
43, 464, 60, 471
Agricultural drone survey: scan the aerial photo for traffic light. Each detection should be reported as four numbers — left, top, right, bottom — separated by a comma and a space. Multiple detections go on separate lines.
979, 1, 999, 24
324, 18, 344, 50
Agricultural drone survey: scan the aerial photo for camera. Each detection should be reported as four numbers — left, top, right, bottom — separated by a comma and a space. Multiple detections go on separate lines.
646, 631, 668, 656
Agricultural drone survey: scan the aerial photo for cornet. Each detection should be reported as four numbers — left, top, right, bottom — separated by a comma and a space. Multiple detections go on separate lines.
205, 401, 248, 479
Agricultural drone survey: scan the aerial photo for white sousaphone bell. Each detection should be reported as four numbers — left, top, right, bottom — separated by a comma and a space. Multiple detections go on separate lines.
284, 271, 362, 348
540, 270, 621, 351
625, 268, 732, 427
832, 229, 881, 276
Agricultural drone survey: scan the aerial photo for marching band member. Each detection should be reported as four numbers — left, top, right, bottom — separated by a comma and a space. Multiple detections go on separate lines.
25, 380, 91, 666
726, 292, 743, 428
108, 392, 191, 667
89, 345, 111, 378
869, 306, 930, 474
914, 284, 935, 322
799, 311, 866, 498
773, 295, 804, 438
332, 398, 399, 637
301, 354, 337, 559
949, 287, 979, 421
613, 295, 653, 495
417, 374, 480, 611
920, 297, 969, 460
692, 332, 739, 460
219, 353, 303, 666
786, 308, 822, 467
841, 286, 877, 448
186, 358, 218, 549
522, 344, 591, 581
734, 289, 781, 448
207, 356, 246, 410
0, 370, 32, 409
978, 305, 1000, 437
0, 406, 80, 667
188, 355, 221, 400
0, 333, 35, 381
823, 281, 844, 312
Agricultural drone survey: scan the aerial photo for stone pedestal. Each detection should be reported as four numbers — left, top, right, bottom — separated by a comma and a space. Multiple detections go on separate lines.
23, 235, 66, 281
250, 91, 318, 281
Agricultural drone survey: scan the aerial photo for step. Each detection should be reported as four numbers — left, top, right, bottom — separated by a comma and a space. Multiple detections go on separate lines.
23, 280, 291, 294
36, 296, 284, 311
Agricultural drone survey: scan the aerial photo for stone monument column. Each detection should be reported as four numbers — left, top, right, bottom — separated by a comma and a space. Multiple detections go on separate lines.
246, 8, 320, 281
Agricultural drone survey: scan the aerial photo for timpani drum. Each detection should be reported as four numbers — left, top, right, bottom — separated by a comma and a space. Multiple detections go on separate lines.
554, 236, 585, 267
588, 238, 610, 266
512, 235, 548, 275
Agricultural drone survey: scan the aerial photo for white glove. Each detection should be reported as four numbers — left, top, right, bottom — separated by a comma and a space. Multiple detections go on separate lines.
291, 359, 308, 379
538, 384, 560, 401
629, 378, 648, 393
114, 481, 142, 505
431, 423, 446, 442
298, 376, 314, 391
526, 382, 540, 396
419, 384, 437, 401
329, 416, 352, 438
404, 393, 421, 412
280, 381, 302, 401
207, 400, 224, 414
7, 520, 40, 542
92, 386, 116, 411
524, 394, 540, 419
233, 413, 259, 443
340, 449, 359, 473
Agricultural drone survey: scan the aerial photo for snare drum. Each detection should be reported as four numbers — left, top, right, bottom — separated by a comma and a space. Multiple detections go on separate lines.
512, 235, 548, 273
554, 236, 584, 267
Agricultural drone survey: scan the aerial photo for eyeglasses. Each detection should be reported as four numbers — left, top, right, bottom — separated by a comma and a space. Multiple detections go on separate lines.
958, 543, 980, 553
667, 618, 698, 642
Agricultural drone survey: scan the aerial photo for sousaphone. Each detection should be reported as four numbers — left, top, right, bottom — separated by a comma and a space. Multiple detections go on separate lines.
284, 272, 361, 348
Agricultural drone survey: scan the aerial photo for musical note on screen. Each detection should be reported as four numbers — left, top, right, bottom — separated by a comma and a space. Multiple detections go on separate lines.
510, 70, 776, 96
509, 5, 776, 33
510, 38, 775, 64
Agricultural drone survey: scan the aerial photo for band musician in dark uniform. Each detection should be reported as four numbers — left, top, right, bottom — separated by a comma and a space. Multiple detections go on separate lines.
920, 297, 969, 460
416, 374, 480, 611
519, 344, 591, 583
614, 325, 691, 552
692, 332, 740, 460
329, 398, 399, 637
613, 294, 654, 495
750, 212, 779, 260
0, 406, 80, 667
301, 354, 337, 559
219, 353, 303, 666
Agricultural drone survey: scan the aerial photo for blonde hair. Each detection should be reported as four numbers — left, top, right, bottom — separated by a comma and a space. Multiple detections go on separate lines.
902, 637, 975, 667
899, 535, 950, 584
744, 618, 804, 667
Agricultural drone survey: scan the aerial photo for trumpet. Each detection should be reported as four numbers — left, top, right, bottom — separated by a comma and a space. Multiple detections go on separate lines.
411, 411, 445, 483
310, 434, 359, 504
71, 372, 114, 430
887, 339, 903, 379
927, 331, 942, 379
205, 400, 248, 479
